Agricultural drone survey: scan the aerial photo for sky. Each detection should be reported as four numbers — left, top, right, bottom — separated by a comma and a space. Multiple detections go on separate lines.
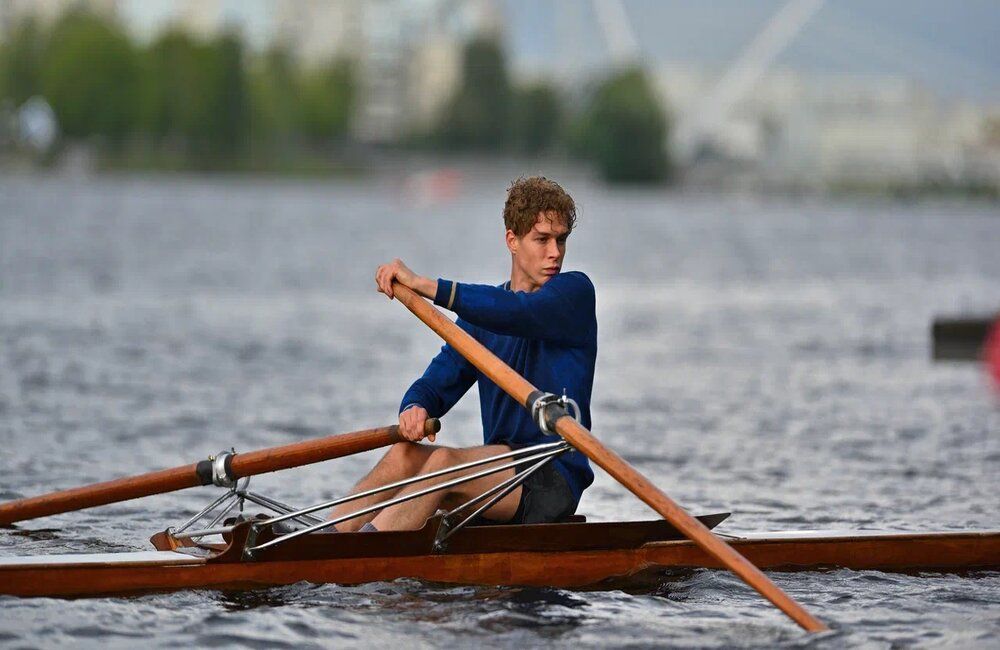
506, 0, 999, 102
120, 0, 999, 103
120, 0, 270, 45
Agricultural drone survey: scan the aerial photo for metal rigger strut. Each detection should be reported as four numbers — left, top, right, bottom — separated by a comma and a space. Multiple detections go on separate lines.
167, 396, 584, 558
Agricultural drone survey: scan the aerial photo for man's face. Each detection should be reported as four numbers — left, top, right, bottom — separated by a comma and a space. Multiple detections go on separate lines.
507, 211, 570, 289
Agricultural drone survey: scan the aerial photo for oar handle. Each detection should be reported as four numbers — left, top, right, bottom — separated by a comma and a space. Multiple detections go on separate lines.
0, 419, 439, 526
390, 281, 827, 633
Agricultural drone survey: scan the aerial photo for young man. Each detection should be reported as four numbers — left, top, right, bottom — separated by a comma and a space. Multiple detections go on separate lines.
330, 176, 596, 532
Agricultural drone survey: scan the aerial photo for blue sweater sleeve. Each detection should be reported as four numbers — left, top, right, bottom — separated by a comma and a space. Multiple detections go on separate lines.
399, 320, 478, 417
433, 271, 595, 346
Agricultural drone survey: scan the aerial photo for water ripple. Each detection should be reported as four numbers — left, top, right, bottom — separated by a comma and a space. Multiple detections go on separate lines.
1, 175, 998, 647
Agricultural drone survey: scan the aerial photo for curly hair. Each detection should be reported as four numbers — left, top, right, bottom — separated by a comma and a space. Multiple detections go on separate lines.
503, 176, 577, 237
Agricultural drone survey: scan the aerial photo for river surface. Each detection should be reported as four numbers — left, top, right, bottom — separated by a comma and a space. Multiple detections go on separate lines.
1, 172, 998, 648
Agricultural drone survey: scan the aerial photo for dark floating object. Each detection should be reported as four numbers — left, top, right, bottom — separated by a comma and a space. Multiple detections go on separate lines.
932, 315, 998, 361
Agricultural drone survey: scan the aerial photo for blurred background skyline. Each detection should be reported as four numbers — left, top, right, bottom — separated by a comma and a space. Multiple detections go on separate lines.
1, 0, 998, 196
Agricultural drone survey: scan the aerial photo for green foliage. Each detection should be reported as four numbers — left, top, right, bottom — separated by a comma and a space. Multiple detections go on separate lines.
297, 59, 354, 141
205, 32, 250, 157
512, 82, 562, 155
575, 67, 671, 183
40, 10, 140, 143
437, 37, 511, 150
2, 10, 670, 181
1, 10, 354, 166
248, 48, 354, 151
138, 30, 250, 160
139, 29, 201, 140
249, 46, 300, 143
0, 17, 47, 104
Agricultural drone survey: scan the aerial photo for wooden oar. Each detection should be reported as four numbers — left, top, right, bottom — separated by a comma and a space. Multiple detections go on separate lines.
391, 281, 827, 632
0, 419, 439, 525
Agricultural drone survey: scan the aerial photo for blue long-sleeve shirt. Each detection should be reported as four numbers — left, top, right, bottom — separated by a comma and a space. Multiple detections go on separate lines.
399, 271, 597, 507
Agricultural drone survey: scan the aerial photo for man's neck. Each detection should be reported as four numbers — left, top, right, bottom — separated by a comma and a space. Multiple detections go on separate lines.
509, 264, 541, 293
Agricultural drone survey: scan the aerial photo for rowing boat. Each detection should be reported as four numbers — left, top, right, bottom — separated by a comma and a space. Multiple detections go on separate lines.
1, 513, 997, 598
2, 285, 996, 631
4, 441, 995, 602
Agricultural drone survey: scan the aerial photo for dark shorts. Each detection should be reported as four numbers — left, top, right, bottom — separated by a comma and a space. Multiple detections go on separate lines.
507, 461, 577, 525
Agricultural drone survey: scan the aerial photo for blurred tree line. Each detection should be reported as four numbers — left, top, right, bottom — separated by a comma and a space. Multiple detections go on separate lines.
435, 37, 671, 182
1, 10, 671, 181
0, 10, 354, 168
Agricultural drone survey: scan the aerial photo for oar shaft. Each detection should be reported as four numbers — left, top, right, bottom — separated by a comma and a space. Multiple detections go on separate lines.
229, 420, 437, 478
0, 464, 205, 526
0, 420, 438, 525
391, 282, 826, 632
556, 417, 826, 632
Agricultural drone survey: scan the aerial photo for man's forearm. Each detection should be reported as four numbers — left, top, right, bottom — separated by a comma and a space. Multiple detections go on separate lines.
375, 259, 437, 301
407, 275, 437, 299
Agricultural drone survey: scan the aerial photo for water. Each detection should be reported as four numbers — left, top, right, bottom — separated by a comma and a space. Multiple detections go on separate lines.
1, 173, 998, 648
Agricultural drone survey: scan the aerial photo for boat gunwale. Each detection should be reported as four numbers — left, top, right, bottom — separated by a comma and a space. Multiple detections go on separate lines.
1, 527, 997, 571
0, 527, 997, 599
647, 528, 1000, 546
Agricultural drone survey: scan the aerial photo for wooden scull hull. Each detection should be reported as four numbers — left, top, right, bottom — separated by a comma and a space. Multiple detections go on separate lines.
2, 524, 997, 599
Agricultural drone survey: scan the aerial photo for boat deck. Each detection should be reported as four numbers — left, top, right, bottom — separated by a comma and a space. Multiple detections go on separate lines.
0, 549, 207, 568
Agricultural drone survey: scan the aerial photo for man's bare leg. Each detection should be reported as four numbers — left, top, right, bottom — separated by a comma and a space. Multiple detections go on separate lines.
328, 441, 438, 532
370, 445, 522, 531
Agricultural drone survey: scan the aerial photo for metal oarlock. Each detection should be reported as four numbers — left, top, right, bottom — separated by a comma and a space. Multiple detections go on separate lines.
211, 449, 237, 487
528, 389, 581, 435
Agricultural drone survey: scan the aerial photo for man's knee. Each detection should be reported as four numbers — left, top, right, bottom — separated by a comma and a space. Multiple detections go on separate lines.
421, 447, 460, 473
381, 441, 431, 475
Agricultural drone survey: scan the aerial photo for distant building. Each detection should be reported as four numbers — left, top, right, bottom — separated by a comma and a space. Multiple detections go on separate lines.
406, 37, 462, 133
270, 0, 364, 64
174, 0, 222, 40
270, 0, 499, 144
110, 0, 497, 144
352, 0, 501, 143
656, 62, 1000, 189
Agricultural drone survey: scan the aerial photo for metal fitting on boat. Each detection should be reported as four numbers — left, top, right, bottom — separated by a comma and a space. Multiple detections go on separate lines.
242, 524, 260, 560
527, 389, 581, 435
195, 449, 236, 487
202, 449, 236, 487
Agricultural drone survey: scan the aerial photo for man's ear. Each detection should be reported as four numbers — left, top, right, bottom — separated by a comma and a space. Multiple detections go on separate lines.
505, 229, 518, 255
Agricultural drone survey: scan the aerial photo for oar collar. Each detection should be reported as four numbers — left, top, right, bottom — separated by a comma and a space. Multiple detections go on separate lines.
527, 389, 581, 436
196, 449, 236, 487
